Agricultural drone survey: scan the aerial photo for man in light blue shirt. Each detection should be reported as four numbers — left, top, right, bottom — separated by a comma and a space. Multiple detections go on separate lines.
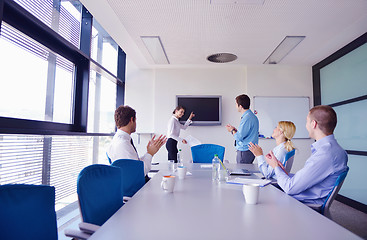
226, 94, 259, 164
266, 105, 348, 205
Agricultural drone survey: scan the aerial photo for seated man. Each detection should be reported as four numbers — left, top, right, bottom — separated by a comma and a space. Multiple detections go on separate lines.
265, 105, 348, 205
107, 105, 166, 180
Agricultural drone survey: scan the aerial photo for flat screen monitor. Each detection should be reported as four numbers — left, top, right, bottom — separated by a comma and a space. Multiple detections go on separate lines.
176, 95, 222, 126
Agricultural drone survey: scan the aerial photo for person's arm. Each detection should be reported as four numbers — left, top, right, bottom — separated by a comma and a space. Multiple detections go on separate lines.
141, 135, 167, 175
180, 112, 194, 130
268, 151, 330, 195
248, 142, 274, 179
233, 118, 251, 143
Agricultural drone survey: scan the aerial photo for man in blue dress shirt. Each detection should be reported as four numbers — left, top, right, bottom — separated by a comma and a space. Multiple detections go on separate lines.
265, 105, 348, 205
226, 94, 259, 164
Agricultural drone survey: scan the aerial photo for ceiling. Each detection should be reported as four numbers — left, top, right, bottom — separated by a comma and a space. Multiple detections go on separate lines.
80, 0, 367, 68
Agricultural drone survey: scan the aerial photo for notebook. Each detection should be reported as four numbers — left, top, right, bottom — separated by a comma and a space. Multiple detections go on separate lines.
228, 168, 251, 176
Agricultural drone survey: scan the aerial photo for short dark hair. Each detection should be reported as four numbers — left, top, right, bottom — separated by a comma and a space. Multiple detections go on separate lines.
114, 105, 136, 128
235, 94, 250, 109
309, 105, 337, 135
173, 105, 185, 114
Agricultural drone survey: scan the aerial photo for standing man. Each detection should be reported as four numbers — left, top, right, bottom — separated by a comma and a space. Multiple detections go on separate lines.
107, 105, 167, 179
265, 105, 348, 204
226, 94, 259, 164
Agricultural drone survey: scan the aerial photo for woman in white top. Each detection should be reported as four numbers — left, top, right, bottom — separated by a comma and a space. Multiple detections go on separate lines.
166, 106, 195, 162
248, 121, 296, 179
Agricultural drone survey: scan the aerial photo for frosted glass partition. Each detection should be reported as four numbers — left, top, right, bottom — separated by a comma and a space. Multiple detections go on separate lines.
320, 43, 367, 105
333, 99, 367, 151
339, 155, 367, 205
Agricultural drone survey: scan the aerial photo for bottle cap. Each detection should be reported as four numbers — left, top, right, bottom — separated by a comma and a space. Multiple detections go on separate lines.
214, 154, 218, 157
179, 149, 182, 151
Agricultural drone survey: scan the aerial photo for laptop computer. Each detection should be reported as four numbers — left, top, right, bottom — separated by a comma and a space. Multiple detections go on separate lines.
228, 168, 251, 176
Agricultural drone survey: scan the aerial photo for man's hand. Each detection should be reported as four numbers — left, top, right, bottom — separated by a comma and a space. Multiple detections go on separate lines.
248, 142, 263, 157
147, 135, 167, 156
226, 124, 236, 133
265, 151, 279, 169
188, 112, 195, 120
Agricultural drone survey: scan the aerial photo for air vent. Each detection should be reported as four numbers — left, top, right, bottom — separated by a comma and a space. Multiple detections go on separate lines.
207, 53, 237, 63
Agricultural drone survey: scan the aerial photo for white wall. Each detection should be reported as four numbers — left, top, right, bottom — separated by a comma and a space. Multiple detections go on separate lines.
153, 67, 247, 163
247, 65, 314, 172
125, 62, 315, 173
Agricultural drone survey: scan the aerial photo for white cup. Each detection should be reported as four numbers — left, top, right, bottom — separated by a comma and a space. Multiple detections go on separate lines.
218, 169, 228, 182
161, 176, 176, 193
242, 184, 260, 204
177, 166, 187, 179
168, 160, 177, 172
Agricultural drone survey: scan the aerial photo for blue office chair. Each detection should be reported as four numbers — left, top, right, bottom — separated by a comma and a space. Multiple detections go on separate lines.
111, 159, 145, 198
283, 149, 296, 173
191, 144, 225, 163
0, 184, 58, 240
77, 164, 124, 226
306, 167, 349, 219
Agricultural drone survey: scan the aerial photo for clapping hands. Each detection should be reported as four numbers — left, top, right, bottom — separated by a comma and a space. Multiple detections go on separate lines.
147, 135, 167, 156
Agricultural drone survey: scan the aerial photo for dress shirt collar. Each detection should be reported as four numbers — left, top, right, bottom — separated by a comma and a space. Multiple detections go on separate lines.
117, 129, 131, 140
311, 134, 335, 153
241, 109, 251, 119
172, 115, 179, 121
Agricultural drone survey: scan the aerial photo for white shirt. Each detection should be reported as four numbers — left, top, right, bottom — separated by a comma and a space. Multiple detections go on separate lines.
167, 116, 192, 142
256, 142, 287, 180
107, 129, 152, 175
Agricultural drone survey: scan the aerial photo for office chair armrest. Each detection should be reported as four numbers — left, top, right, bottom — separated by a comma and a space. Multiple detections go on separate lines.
123, 196, 132, 202
79, 222, 100, 234
64, 228, 92, 240
305, 203, 322, 212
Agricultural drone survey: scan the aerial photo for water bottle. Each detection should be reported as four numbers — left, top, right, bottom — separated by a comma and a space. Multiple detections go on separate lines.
212, 154, 220, 182
177, 149, 184, 167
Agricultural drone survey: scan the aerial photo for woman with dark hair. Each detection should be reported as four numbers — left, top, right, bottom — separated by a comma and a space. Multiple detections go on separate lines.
166, 106, 195, 162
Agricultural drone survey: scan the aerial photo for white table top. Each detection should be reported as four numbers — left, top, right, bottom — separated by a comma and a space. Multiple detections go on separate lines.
89, 163, 361, 240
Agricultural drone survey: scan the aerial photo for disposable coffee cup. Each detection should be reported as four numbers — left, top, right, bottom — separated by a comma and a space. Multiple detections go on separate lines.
242, 184, 260, 204
177, 166, 187, 179
161, 175, 176, 193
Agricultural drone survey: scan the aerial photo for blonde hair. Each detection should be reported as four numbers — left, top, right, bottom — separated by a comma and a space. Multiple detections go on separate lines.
278, 121, 296, 152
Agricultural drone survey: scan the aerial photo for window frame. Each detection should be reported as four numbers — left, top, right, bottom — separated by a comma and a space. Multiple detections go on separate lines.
312, 31, 367, 213
0, 0, 125, 135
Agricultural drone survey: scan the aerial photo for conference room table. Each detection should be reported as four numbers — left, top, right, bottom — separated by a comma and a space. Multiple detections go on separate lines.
89, 163, 361, 240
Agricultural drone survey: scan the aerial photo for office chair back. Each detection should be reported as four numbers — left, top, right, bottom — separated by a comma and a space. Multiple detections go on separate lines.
284, 149, 296, 173
77, 164, 124, 226
111, 159, 146, 197
106, 152, 112, 164
191, 144, 225, 163
322, 167, 349, 218
0, 184, 58, 240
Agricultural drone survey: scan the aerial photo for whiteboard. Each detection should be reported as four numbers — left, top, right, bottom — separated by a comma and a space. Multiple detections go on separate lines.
253, 96, 310, 139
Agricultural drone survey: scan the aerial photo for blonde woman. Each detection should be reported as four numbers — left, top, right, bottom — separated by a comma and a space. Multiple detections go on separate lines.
248, 121, 296, 179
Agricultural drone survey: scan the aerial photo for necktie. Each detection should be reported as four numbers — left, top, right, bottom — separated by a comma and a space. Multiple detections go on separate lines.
130, 139, 139, 160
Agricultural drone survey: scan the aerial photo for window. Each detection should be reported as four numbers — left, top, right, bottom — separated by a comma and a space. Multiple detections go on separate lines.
313, 33, 367, 208
14, 0, 82, 48
0, 23, 75, 124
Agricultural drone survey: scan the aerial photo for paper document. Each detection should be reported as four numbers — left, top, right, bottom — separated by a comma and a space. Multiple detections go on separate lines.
200, 164, 212, 168
226, 178, 272, 187
185, 135, 201, 147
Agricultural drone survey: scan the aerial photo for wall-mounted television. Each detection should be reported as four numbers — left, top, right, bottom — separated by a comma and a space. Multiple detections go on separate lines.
176, 95, 222, 126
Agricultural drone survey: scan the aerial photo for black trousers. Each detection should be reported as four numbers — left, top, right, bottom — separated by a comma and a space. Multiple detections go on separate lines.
166, 138, 178, 162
